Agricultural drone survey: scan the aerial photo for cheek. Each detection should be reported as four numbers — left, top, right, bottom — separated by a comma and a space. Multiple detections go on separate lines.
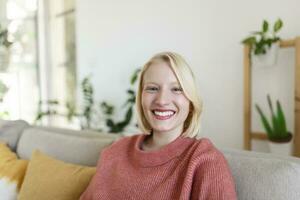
141, 92, 152, 109
178, 97, 190, 116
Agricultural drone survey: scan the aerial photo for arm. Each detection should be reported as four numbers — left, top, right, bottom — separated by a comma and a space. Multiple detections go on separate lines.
191, 151, 237, 200
80, 151, 104, 200
80, 173, 97, 200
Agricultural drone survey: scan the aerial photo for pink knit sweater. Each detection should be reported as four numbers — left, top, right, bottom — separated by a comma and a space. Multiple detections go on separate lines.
80, 134, 237, 200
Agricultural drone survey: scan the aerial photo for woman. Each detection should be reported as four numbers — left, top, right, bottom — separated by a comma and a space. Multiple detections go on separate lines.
80, 52, 237, 200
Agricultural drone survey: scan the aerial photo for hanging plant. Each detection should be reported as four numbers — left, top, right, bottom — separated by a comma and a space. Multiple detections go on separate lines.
242, 19, 283, 56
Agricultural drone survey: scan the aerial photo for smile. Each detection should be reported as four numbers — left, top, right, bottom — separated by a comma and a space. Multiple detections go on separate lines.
152, 110, 176, 120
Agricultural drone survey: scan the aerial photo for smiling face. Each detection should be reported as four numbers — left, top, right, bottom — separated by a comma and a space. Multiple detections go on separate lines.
141, 60, 190, 137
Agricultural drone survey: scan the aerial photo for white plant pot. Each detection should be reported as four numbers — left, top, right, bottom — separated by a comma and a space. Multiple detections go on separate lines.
268, 140, 292, 156
252, 42, 279, 67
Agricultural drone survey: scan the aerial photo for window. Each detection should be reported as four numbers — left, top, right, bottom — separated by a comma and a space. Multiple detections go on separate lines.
0, 0, 39, 122
0, 0, 77, 128
38, 0, 77, 128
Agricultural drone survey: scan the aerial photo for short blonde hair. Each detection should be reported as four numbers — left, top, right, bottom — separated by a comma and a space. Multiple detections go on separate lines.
136, 52, 202, 138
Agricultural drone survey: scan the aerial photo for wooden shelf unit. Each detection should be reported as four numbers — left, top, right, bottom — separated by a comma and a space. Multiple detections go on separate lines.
243, 37, 300, 157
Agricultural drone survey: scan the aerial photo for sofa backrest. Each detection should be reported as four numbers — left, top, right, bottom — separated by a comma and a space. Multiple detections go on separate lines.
17, 127, 121, 166
0, 119, 29, 150
223, 148, 300, 200
2, 120, 300, 199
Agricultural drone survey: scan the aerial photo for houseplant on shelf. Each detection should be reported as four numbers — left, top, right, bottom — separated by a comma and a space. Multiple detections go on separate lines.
255, 94, 292, 155
242, 19, 283, 67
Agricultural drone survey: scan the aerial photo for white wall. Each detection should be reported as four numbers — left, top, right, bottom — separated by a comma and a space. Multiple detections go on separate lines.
75, 0, 300, 150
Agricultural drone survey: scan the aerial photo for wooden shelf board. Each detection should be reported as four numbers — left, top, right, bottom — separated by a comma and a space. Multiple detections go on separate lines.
280, 39, 295, 48
251, 132, 268, 140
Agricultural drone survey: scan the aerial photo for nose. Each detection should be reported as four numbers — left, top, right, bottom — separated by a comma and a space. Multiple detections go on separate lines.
155, 89, 170, 106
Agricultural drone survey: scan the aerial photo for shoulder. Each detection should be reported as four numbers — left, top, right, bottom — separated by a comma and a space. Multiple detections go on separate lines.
186, 137, 228, 166
187, 138, 237, 199
101, 134, 142, 156
184, 138, 234, 184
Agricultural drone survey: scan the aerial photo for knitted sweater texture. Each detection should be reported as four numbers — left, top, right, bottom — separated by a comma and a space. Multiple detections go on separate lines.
80, 134, 237, 200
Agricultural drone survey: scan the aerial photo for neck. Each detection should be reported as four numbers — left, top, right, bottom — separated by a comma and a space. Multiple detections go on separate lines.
143, 128, 183, 151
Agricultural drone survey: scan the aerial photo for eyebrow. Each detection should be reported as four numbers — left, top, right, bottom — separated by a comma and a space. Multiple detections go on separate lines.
144, 81, 180, 85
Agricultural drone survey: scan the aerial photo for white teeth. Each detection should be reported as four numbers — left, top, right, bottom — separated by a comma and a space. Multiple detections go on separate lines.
153, 111, 175, 117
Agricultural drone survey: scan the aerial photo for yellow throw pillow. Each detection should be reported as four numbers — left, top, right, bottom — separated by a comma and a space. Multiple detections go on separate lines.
0, 142, 28, 200
18, 150, 96, 200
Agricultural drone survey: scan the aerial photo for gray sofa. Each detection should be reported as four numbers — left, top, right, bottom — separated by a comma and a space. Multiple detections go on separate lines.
1, 119, 300, 200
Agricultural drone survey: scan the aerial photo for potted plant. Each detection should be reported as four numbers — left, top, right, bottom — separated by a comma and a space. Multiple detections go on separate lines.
255, 94, 292, 155
242, 19, 283, 67
35, 68, 141, 134
0, 24, 13, 71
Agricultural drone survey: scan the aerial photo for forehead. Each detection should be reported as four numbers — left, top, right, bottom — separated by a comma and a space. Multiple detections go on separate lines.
143, 61, 179, 84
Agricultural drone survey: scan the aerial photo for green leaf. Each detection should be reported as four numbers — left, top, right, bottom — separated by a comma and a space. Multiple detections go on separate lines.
254, 45, 266, 55
251, 31, 263, 35
266, 38, 273, 48
106, 119, 115, 127
267, 95, 275, 116
101, 101, 114, 115
130, 68, 141, 85
125, 107, 133, 124
47, 99, 59, 104
127, 89, 134, 95
271, 114, 280, 138
274, 19, 283, 33
241, 36, 256, 45
276, 100, 287, 135
255, 104, 273, 137
262, 20, 269, 33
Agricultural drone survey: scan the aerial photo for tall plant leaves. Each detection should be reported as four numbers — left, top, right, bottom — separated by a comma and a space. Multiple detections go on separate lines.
255, 104, 273, 137
276, 100, 288, 137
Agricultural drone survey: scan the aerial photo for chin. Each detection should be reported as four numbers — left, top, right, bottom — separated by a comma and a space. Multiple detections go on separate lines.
152, 126, 174, 133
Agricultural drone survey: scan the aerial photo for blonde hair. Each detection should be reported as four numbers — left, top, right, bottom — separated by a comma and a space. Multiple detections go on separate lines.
136, 52, 203, 138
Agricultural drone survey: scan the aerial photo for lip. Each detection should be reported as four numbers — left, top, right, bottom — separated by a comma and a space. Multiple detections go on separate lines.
151, 109, 176, 112
151, 109, 176, 120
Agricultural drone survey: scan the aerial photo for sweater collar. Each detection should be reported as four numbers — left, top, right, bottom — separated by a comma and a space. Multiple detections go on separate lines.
132, 134, 195, 167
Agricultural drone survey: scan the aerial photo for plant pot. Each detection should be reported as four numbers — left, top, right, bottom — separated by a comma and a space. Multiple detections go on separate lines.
252, 42, 279, 67
268, 140, 292, 156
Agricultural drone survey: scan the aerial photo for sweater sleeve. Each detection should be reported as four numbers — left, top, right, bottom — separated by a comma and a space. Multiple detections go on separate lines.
80, 172, 96, 200
80, 149, 106, 200
191, 150, 237, 200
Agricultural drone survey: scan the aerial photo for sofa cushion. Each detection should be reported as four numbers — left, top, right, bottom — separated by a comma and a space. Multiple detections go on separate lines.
222, 149, 300, 200
18, 150, 96, 200
17, 128, 118, 166
0, 143, 28, 200
0, 120, 29, 151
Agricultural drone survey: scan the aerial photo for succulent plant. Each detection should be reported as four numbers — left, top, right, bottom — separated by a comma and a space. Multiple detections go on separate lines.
242, 19, 283, 55
255, 94, 292, 143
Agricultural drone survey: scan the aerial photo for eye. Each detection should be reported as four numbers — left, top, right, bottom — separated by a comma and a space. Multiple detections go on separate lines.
145, 86, 158, 92
172, 87, 183, 93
